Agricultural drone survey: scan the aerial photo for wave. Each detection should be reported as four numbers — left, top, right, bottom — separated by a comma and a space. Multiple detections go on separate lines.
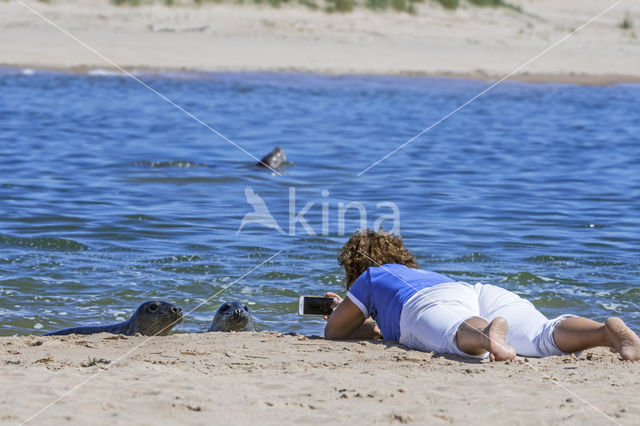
0, 234, 89, 251
449, 252, 492, 263
87, 68, 127, 77
134, 160, 214, 169
500, 272, 555, 285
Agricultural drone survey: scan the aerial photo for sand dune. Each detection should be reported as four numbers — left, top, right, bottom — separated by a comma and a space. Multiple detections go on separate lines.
1, 0, 639, 83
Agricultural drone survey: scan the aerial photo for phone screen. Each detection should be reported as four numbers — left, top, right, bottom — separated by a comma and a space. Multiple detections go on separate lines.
300, 296, 334, 316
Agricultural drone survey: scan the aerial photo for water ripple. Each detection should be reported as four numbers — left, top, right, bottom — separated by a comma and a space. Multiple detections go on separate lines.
1, 69, 639, 335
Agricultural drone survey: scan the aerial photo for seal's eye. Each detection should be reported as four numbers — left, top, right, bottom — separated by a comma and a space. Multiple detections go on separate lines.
243, 305, 249, 311
220, 304, 230, 312
148, 303, 159, 312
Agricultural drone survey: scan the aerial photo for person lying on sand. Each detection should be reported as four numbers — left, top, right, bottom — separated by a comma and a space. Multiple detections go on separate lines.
324, 229, 640, 361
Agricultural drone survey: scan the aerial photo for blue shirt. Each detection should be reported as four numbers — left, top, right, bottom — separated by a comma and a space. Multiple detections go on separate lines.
346, 264, 453, 341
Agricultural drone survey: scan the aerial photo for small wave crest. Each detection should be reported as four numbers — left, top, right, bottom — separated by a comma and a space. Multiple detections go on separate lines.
0, 234, 89, 251
134, 160, 213, 169
525, 255, 576, 263
87, 68, 127, 77
450, 252, 492, 263
501, 271, 555, 285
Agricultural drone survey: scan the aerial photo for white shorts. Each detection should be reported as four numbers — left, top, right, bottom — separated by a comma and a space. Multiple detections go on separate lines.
398, 282, 575, 358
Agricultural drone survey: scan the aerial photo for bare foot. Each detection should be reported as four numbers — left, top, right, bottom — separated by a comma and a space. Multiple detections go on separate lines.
486, 317, 516, 362
605, 317, 640, 361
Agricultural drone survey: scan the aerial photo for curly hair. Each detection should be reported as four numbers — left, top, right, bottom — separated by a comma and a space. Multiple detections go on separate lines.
337, 228, 418, 289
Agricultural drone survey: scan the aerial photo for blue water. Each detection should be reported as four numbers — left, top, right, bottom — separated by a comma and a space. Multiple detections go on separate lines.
1, 66, 639, 336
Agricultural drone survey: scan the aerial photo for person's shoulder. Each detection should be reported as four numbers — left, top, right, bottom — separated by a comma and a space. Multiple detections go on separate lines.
352, 268, 372, 287
374, 263, 405, 270
375, 264, 450, 279
374, 263, 414, 274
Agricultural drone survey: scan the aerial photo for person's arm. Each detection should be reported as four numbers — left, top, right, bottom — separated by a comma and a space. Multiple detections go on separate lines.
324, 295, 382, 340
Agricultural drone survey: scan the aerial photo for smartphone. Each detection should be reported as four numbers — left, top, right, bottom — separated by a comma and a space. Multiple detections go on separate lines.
298, 296, 335, 316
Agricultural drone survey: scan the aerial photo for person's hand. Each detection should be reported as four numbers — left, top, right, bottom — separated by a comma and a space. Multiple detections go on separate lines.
323, 292, 342, 321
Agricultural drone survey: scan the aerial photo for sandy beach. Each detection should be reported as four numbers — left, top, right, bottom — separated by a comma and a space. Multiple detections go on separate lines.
1, 332, 638, 425
1, 0, 639, 83
2, 2, 640, 425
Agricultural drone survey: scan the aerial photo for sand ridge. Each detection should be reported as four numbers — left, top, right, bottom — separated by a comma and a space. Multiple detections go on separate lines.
1, 0, 639, 83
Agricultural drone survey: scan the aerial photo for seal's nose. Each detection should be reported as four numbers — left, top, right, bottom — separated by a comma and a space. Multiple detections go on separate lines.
232, 308, 243, 317
171, 306, 182, 315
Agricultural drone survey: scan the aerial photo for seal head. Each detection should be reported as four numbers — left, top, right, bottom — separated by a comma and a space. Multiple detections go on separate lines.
127, 301, 183, 336
44, 300, 183, 336
209, 301, 253, 332
256, 147, 286, 170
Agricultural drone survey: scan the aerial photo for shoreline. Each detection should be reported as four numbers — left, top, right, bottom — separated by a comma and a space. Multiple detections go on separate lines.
2, 332, 638, 424
4, 63, 640, 86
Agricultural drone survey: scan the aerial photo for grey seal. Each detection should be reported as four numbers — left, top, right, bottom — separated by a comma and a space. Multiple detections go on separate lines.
209, 301, 253, 332
256, 147, 286, 170
43, 300, 183, 336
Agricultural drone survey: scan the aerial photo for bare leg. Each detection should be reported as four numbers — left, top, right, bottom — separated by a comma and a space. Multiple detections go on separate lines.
456, 316, 516, 361
553, 316, 640, 361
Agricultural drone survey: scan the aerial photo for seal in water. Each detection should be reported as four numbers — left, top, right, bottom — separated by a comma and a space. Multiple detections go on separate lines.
209, 301, 253, 332
256, 147, 286, 170
43, 300, 183, 336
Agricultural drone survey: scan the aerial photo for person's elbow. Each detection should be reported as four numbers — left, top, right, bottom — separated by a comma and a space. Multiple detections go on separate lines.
324, 326, 338, 340
324, 323, 343, 340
